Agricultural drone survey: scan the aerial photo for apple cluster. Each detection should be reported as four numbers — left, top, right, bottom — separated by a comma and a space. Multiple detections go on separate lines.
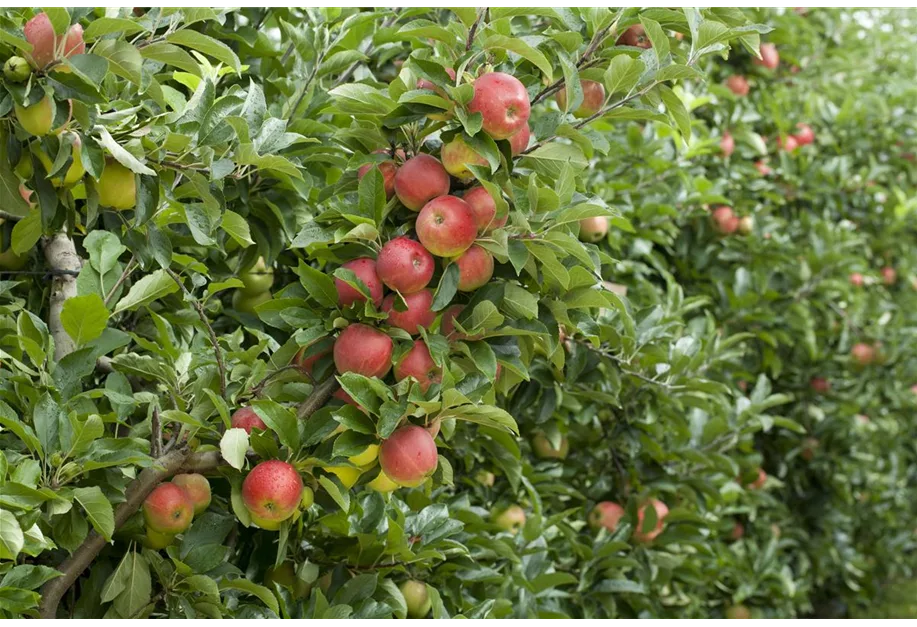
141, 473, 211, 548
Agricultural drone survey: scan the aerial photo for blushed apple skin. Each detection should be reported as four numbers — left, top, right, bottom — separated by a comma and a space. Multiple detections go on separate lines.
394, 154, 450, 211
416, 195, 478, 257
467, 72, 531, 140
379, 425, 438, 487
333, 323, 393, 378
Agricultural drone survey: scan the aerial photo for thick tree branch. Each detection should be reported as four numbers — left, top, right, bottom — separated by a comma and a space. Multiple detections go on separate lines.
42, 232, 83, 361
38, 380, 337, 618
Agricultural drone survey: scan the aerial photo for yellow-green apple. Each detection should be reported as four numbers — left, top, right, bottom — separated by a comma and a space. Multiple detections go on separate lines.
416, 195, 477, 257
24, 13, 85, 69
232, 289, 271, 314
144, 528, 176, 550
98, 159, 137, 209
617, 24, 652, 48
467, 72, 531, 140
383, 289, 436, 335
532, 433, 568, 459
441, 135, 488, 181
711, 206, 739, 235
394, 340, 441, 392
725, 75, 749, 96
794, 123, 815, 145
301, 486, 314, 509
737, 215, 754, 235
239, 256, 273, 295
588, 501, 625, 532
754, 43, 779, 70
556, 79, 605, 118
14, 95, 54, 136
335, 257, 384, 307
454, 245, 494, 292
578, 216, 608, 242
463, 186, 506, 233
348, 444, 379, 468
508, 124, 530, 155
242, 460, 303, 530
172, 473, 211, 516
379, 424, 438, 487
851, 342, 876, 366
720, 131, 735, 157
3, 56, 30, 82
142, 482, 194, 534
400, 581, 432, 619
333, 323, 393, 378
358, 149, 404, 198
634, 499, 668, 542
394, 154, 450, 211
376, 236, 435, 294
494, 504, 526, 534
367, 469, 400, 492
35, 133, 84, 186
476, 470, 495, 487
265, 562, 311, 599
325, 465, 362, 489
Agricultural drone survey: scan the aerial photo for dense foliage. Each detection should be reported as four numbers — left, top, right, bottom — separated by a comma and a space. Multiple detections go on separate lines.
1, 7, 915, 619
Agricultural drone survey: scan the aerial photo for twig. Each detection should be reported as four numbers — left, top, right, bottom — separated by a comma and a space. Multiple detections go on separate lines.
531, 58, 603, 106
150, 406, 162, 458
297, 376, 339, 420
166, 269, 227, 399
104, 256, 137, 307
250, 365, 307, 398
466, 8, 486, 52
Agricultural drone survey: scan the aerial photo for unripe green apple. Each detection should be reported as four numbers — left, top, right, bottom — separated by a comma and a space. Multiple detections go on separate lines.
35, 133, 85, 187
494, 504, 526, 534
400, 580, 432, 618
300, 486, 315, 509
441, 135, 488, 181
3, 56, 31, 82
367, 470, 399, 493
532, 432, 568, 459
348, 444, 379, 467
725, 604, 751, 619
232, 289, 271, 315
14, 96, 54, 137
144, 528, 176, 550
239, 256, 274, 295
98, 159, 137, 209
326, 465, 363, 489
265, 561, 312, 599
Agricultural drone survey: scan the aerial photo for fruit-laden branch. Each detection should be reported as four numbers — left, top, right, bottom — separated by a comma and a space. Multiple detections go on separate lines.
37, 377, 340, 619
42, 232, 83, 361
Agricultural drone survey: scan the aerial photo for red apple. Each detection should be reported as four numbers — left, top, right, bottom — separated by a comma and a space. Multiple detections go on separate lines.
849, 272, 864, 287
357, 149, 403, 199
24, 14, 85, 70
463, 186, 506, 233
334, 323, 393, 378
754, 160, 772, 176
231, 406, 268, 434
394, 154, 450, 211
794, 123, 815, 145
850, 342, 876, 366
578, 216, 609, 243
172, 473, 212, 516
809, 377, 831, 393
417, 67, 457, 94
634, 499, 668, 542
293, 342, 332, 376
617, 24, 652, 48
379, 424, 438, 487
242, 460, 304, 530
467, 72, 531, 140
779, 134, 799, 152
441, 135, 488, 181
748, 468, 767, 490
725, 75, 750, 97
415, 195, 477, 257
143, 483, 194, 534
508, 124, 531, 155
383, 289, 436, 335
376, 236, 434, 294
334, 388, 360, 407
455, 245, 494, 292
711, 206, 739, 235
394, 340, 441, 392
556, 79, 605, 118
335, 257, 384, 308
881, 266, 896, 286
720, 131, 735, 157
754, 43, 780, 70
588, 501, 625, 532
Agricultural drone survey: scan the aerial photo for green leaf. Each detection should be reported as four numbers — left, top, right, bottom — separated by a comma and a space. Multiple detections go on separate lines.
93, 39, 143, 85
221, 210, 255, 247
83, 17, 146, 40
140, 41, 202, 76
220, 579, 279, 615
251, 400, 300, 452
61, 294, 110, 346
11, 210, 42, 254
0, 163, 31, 218
503, 283, 539, 320
658, 85, 691, 141
112, 270, 179, 314
431, 263, 460, 312
603, 55, 644, 97
112, 551, 151, 618
220, 428, 249, 470
167, 29, 241, 73
297, 261, 339, 308
94, 127, 155, 176
483, 33, 553, 81
73, 486, 115, 541
0, 509, 24, 560
318, 474, 351, 512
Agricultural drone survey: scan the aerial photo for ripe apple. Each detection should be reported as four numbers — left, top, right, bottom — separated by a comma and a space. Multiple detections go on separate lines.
588, 501, 625, 532
711, 206, 739, 235
455, 245, 494, 292
239, 256, 273, 295
779, 134, 799, 153
725, 75, 750, 97
441, 135, 488, 181
394, 154, 450, 211
809, 376, 831, 393
725, 605, 751, 619
578, 216, 609, 243
357, 149, 403, 198
747, 468, 767, 490
379, 424, 438, 487
881, 266, 896, 286
737, 215, 754, 235
232, 289, 271, 315
335, 257, 384, 307
754, 160, 772, 176
850, 342, 876, 366
617, 25, 651, 48
467, 72, 531, 140
754, 43, 780, 70
415, 195, 477, 257
855, 414, 870, 425
265, 562, 311, 599
417, 67, 457, 95
794, 123, 815, 146
634, 499, 668, 543
400, 581, 432, 619
334, 388, 360, 408
376, 236, 434, 294
24, 14, 85, 68
142, 482, 194, 534
531, 433, 568, 460
463, 186, 506, 233
556, 79, 605, 118
508, 124, 531, 155
172, 473, 211, 516
242, 460, 303, 530
383, 289, 436, 335
730, 522, 745, 541
720, 131, 735, 157
98, 159, 137, 210
367, 469, 400, 492
3, 56, 30, 82
14, 95, 54, 137
494, 504, 526, 534
334, 323, 393, 378
394, 340, 441, 392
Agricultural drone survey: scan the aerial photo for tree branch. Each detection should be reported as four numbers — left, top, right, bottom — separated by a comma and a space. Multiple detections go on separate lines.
166, 269, 227, 399
466, 8, 486, 52
104, 256, 136, 307
42, 232, 83, 361
298, 375, 339, 420
150, 406, 163, 458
